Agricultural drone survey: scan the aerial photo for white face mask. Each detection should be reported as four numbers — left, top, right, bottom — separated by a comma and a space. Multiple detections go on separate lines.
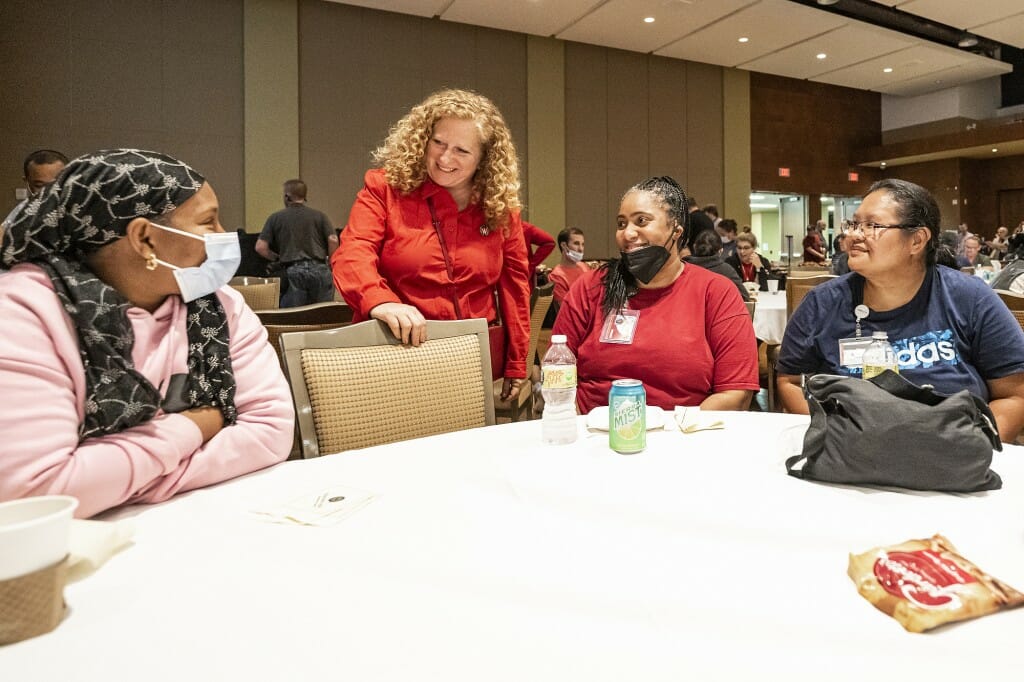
566, 248, 584, 263
149, 222, 241, 302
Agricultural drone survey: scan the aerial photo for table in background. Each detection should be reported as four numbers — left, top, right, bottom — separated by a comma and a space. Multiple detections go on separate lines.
3, 413, 1023, 681
752, 289, 787, 343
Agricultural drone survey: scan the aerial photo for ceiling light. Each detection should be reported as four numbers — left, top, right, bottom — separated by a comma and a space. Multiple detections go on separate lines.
738, 37, 749, 43
880, 162, 887, 167
883, 67, 893, 73
816, 53, 827, 60
958, 34, 978, 48
643, 17, 655, 24
992, 148, 998, 153
817, 0, 840, 5
749, 194, 765, 200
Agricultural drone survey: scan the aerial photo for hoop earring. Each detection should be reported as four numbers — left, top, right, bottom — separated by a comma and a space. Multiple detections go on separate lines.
145, 253, 158, 271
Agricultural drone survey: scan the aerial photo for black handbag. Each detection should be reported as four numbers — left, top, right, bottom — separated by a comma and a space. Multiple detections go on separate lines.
785, 371, 1002, 492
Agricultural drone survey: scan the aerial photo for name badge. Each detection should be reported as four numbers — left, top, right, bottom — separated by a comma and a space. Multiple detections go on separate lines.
600, 308, 640, 344
838, 337, 873, 369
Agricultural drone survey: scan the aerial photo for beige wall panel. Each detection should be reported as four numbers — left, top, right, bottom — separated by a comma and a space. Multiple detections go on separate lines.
0, 0, 245, 227
298, 1, 527, 229
648, 57, 688, 183
722, 68, 751, 227
685, 61, 725, 211
245, 0, 298, 231
526, 35, 565, 241
566, 159, 610, 256
606, 50, 649, 169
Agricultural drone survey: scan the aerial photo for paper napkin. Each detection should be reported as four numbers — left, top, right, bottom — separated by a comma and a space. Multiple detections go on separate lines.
252, 485, 376, 527
674, 406, 726, 434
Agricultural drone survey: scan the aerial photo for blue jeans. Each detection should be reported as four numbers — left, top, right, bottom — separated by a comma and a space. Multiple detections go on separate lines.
281, 260, 334, 307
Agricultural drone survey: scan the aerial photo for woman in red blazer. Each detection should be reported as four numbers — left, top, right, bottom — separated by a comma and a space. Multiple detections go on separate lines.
332, 89, 531, 401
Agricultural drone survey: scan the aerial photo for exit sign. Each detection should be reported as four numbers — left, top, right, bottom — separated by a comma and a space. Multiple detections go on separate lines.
848, 172, 859, 182
778, 167, 790, 177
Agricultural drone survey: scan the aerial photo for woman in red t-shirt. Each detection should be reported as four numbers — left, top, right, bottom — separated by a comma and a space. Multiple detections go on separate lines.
332, 89, 531, 402
552, 176, 758, 412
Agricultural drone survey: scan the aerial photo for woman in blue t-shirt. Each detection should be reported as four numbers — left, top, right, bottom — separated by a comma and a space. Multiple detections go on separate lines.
777, 179, 1024, 443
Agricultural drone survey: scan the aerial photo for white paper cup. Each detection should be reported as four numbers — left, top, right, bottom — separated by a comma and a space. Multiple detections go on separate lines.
767, 279, 779, 294
0, 496, 78, 581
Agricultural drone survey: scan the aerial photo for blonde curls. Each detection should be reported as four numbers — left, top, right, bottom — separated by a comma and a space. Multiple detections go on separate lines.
372, 89, 521, 233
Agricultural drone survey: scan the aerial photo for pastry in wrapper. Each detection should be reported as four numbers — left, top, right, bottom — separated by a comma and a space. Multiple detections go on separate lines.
848, 534, 1024, 633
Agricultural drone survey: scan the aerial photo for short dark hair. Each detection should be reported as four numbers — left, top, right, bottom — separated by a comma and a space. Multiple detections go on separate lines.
702, 204, 719, 218
866, 178, 940, 266
557, 226, 584, 249
692, 228, 723, 257
283, 179, 307, 200
23, 149, 68, 177
718, 218, 737, 235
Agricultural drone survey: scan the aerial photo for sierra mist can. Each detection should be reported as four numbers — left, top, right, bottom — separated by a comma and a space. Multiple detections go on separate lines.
609, 379, 646, 454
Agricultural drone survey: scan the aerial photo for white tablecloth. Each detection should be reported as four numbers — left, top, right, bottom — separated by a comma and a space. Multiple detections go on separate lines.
4, 413, 1023, 681
752, 291, 787, 343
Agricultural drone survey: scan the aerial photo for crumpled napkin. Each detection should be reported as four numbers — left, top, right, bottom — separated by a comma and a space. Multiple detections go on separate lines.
673, 406, 726, 433
67, 519, 135, 583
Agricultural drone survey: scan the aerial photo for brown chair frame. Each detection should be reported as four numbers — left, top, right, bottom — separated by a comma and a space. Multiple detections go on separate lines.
281, 318, 495, 458
494, 282, 554, 422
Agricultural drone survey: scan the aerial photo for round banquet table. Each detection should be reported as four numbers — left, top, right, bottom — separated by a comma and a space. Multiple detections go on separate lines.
3, 412, 1022, 681
752, 289, 787, 344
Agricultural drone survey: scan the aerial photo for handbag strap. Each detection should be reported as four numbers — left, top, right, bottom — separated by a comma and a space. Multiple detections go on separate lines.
785, 453, 808, 478
427, 197, 463, 319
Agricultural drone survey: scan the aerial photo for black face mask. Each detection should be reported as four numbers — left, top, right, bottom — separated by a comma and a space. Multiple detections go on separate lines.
620, 226, 678, 284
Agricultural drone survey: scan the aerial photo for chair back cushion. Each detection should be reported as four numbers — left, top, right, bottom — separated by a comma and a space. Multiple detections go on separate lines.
301, 334, 487, 453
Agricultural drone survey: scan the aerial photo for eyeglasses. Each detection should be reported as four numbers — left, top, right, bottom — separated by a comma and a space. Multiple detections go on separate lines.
840, 220, 920, 239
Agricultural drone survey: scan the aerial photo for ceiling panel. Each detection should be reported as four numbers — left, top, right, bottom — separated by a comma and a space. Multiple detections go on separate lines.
443, 0, 600, 38
894, 0, 1022, 30
655, 0, 845, 67
326, 0, 448, 17
740, 23, 914, 80
809, 43, 972, 92
874, 59, 1013, 97
972, 13, 1024, 49
556, 0, 755, 54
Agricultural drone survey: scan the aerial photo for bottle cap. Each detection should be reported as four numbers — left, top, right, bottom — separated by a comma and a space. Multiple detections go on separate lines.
551, 334, 567, 344
871, 330, 888, 339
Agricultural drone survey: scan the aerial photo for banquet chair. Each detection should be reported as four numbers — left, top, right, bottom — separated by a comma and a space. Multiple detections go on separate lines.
493, 282, 554, 422
255, 302, 354, 369
745, 301, 756, 319
229, 276, 281, 310
785, 275, 835, 318
281, 318, 496, 458
995, 289, 1024, 332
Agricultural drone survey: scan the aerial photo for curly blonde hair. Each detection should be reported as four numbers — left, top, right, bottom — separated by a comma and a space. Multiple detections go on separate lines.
373, 88, 521, 233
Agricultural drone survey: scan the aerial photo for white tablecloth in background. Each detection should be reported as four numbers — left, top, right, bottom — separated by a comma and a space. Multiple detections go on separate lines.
752, 291, 787, 343
3, 413, 1023, 681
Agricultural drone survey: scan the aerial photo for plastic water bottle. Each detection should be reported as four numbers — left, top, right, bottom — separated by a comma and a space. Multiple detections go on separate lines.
541, 334, 578, 444
862, 331, 899, 379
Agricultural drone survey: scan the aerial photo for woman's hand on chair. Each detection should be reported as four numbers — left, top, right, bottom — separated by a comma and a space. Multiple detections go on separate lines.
370, 302, 428, 346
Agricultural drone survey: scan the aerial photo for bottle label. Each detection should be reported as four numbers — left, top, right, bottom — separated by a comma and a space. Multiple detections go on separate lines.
542, 364, 577, 389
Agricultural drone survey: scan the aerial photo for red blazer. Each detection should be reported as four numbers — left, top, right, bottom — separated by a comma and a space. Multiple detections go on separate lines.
332, 169, 531, 378
522, 221, 555, 272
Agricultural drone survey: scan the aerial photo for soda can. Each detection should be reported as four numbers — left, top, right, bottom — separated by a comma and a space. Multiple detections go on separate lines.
609, 379, 646, 454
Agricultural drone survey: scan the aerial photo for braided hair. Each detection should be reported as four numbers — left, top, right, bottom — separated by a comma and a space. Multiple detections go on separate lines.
599, 176, 689, 318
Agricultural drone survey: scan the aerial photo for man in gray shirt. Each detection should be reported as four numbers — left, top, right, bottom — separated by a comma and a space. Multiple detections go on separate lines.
256, 179, 338, 307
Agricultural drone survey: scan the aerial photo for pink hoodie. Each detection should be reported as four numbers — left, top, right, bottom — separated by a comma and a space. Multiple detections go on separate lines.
0, 265, 295, 518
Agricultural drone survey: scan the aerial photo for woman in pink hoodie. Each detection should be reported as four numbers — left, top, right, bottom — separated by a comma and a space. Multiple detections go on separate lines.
0, 149, 294, 517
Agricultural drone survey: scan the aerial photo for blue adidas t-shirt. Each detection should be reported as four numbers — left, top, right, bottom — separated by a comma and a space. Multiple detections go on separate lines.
776, 266, 1024, 401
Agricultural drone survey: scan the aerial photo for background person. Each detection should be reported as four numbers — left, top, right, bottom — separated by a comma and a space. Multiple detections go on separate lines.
802, 222, 826, 264
522, 220, 555, 290
776, 179, 1024, 442
1, 149, 68, 244
256, 179, 338, 307
684, 228, 749, 302
553, 176, 758, 413
962, 235, 992, 268
0, 149, 294, 517
549, 226, 591, 305
726, 232, 772, 289
332, 88, 531, 401
716, 218, 739, 260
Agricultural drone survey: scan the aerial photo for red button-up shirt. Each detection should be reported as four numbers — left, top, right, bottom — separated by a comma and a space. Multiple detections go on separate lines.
332, 169, 531, 378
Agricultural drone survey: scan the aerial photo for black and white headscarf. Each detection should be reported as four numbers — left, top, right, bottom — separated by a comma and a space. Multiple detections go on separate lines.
1, 149, 237, 439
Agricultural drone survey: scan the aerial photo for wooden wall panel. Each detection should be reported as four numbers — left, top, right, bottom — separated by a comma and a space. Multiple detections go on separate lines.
750, 72, 881, 197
